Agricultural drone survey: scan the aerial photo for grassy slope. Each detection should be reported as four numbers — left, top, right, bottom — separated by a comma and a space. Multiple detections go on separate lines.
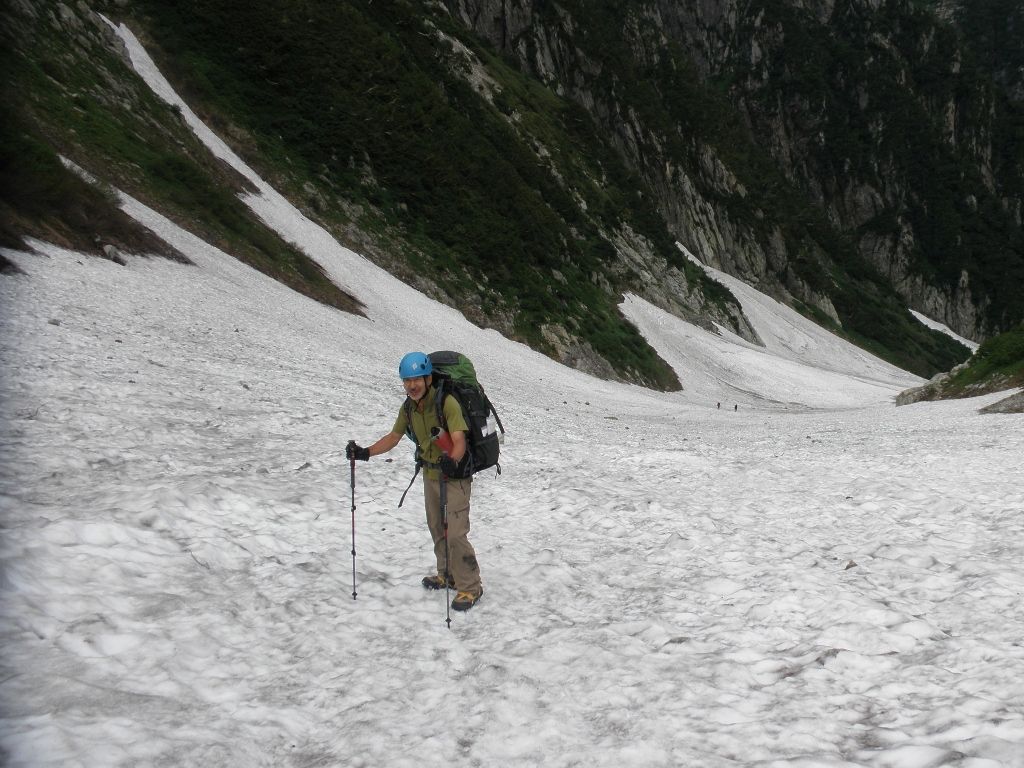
513, 0, 974, 378
0, 112, 184, 263
946, 324, 1024, 395
5, 1, 997, 383
107, 0, 800, 390
1, 2, 363, 316
900, 323, 1024, 403
733, 0, 1024, 346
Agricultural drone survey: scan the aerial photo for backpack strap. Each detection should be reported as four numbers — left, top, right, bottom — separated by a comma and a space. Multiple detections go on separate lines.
481, 386, 505, 435
398, 460, 421, 507
398, 394, 448, 504
433, 386, 447, 431
397, 397, 421, 507
403, 397, 415, 440
406, 389, 451, 440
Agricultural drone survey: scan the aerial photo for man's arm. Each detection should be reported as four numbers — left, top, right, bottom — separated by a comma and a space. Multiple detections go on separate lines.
368, 431, 403, 457
440, 394, 468, 462
449, 429, 467, 463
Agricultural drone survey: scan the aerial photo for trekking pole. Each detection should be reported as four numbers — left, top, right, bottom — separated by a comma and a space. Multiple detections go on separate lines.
441, 472, 451, 630
347, 443, 358, 601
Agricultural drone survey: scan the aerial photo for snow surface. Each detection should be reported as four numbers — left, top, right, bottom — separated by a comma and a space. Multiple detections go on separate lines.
908, 311, 979, 353
1, 21, 1023, 768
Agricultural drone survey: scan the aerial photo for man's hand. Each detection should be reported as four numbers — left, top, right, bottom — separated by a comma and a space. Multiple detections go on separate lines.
439, 455, 460, 477
346, 441, 370, 461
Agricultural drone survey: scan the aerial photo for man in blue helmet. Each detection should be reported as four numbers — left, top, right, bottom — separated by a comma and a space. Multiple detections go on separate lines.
346, 352, 483, 611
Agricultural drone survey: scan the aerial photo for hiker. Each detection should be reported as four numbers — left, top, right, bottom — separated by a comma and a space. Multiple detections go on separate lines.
346, 352, 484, 611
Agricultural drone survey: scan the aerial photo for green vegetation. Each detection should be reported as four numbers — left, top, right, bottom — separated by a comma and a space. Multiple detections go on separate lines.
5, 0, 1018, 386
0, 114, 169, 257
0, 27, 143, 255
534, 0, 973, 376
947, 323, 1024, 391
903, 322, 1024, 403
734, 0, 1024, 341
1, 2, 362, 315
106, 0, 727, 388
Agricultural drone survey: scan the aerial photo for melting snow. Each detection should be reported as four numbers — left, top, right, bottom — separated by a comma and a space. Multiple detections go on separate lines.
0, 20, 1021, 768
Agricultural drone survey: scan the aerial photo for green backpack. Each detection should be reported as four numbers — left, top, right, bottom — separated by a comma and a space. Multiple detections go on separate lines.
402, 351, 505, 480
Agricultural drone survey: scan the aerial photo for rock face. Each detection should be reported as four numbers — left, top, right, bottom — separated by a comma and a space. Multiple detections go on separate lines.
896, 366, 1023, 407
442, 0, 1024, 342
979, 390, 1024, 414
895, 364, 968, 406
444, 0, 805, 310
897, 366, 966, 409
431, 9, 763, 356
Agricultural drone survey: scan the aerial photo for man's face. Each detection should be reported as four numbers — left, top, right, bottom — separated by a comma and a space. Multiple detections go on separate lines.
403, 374, 430, 401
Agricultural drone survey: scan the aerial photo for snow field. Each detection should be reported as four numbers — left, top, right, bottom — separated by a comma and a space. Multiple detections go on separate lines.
5, 245, 1020, 766
1, 19, 1023, 768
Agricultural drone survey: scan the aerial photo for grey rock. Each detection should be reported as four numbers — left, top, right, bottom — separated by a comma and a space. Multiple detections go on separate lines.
101, 244, 127, 265
979, 390, 1024, 414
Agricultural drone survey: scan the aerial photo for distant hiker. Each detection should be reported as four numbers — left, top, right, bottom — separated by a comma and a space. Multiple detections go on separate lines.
734, 404, 738, 411
717, 402, 721, 409
346, 352, 484, 612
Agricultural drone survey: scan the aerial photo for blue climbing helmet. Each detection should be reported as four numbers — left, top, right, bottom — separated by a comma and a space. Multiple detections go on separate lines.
398, 351, 432, 379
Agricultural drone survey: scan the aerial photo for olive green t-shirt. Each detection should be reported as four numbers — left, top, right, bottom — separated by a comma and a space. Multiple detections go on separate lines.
392, 386, 468, 479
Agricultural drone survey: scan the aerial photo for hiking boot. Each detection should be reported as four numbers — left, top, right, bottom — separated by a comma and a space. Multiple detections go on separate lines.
421, 573, 454, 590
451, 588, 483, 612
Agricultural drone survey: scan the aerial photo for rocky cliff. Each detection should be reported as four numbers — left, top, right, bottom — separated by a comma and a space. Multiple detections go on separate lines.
6, 0, 1017, 385
443, 0, 1024, 342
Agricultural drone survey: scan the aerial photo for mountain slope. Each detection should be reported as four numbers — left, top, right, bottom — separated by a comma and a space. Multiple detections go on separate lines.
101, 0, 755, 389
119, 0, 979, 377
5, 0, 1008, 384
110, 19, 919, 409
0, 1, 363, 316
2, 40, 1022, 764
446, 0, 1024, 347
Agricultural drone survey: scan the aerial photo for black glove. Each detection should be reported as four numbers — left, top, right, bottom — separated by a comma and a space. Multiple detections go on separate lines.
439, 455, 460, 477
346, 441, 370, 461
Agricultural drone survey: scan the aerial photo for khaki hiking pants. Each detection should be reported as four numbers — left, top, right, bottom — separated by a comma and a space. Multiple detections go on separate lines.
423, 476, 482, 595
